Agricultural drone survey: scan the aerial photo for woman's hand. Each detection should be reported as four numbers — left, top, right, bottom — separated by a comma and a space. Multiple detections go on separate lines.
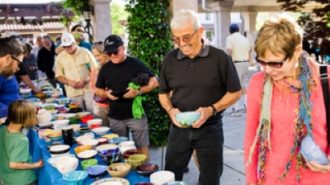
307, 157, 330, 173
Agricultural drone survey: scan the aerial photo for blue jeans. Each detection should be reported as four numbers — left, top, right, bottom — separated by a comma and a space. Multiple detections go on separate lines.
165, 118, 224, 185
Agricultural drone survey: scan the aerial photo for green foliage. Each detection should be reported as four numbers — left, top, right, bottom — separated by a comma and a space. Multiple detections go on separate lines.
111, 2, 129, 36
126, 0, 173, 146
62, 0, 92, 16
277, 0, 330, 41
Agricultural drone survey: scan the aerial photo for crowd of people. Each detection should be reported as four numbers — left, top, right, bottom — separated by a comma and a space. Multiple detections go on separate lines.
0, 9, 329, 185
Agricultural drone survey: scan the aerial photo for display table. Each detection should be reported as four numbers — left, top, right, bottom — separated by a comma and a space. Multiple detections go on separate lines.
27, 129, 150, 185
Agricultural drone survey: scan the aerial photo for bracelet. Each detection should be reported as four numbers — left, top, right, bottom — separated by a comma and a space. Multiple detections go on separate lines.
211, 104, 217, 116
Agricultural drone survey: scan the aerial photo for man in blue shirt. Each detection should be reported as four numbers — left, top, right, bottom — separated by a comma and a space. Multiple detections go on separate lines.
0, 36, 25, 121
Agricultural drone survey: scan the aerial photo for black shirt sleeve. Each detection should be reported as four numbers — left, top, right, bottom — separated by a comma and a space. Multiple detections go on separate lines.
219, 51, 241, 92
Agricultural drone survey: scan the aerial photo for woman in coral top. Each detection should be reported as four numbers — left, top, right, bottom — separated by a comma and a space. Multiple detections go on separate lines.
244, 15, 330, 185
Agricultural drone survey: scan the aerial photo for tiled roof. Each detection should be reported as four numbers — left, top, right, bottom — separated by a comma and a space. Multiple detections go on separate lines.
0, 22, 64, 31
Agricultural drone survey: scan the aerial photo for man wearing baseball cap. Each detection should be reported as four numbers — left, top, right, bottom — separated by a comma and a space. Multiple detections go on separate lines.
55, 32, 97, 112
94, 34, 159, 157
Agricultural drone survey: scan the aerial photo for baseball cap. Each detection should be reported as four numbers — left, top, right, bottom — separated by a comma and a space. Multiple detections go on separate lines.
61, 32, 76, 47
104, 34, 124, 53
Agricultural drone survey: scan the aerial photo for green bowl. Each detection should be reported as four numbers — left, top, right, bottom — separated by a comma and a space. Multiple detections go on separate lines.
81, 159, 98, 170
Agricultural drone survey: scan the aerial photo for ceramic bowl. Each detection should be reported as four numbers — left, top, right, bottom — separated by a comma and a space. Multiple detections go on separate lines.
91, 127, 110, 136
86, 165, 108, 178
90, 178, 129, 185
77, 150, 98, 159
52, 119, 69, 130
76, 111, 91, 118
123, 149, 138, 159
38, 122, 53, 129
87, 119, 103, 128
150, 171, 175, 185
81, 159, 98, 170
42, 103, 58, 110
136, 163, 159, 176
56, 98, 71, 105
95, 144, 119, 156
135, 183, 155, 185
80, 139, 99, 147
74, 145, 92, 155
109, 136, 128, 144
102, 133, 119, 139
56, 113, 76, 120
107, 162, 131, 178
48, 154, 78, 175
127, 154, 147, 168
118, 141, 136, 154
98, 137, 108, 145
62, 170, 88, 185
99, 150, 121, 165
301, 135, 329, 165
20, 88, 32, 94
163, 182, 187, 185
75, 135, 94, 145
49, 144, 70, 155
175, 111, 201, 127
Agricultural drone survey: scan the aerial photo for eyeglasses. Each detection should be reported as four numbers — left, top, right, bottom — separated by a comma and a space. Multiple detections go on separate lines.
255, 56, 287, 68
172, 30, 198, 45
11, 55, 22, 63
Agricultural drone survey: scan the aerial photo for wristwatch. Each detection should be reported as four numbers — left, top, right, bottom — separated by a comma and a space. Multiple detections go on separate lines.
211, 104, 217, 116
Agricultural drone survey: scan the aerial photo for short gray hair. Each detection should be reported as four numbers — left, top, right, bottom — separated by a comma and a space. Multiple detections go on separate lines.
170, 9, 201, 30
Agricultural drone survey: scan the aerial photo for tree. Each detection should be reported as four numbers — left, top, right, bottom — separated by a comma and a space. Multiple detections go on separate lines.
111, 2, 128, 36
277, 0, 330, 41
126, 0, 173, 146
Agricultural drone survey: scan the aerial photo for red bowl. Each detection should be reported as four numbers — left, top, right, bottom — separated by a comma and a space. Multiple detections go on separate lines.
81, 115, 94, 124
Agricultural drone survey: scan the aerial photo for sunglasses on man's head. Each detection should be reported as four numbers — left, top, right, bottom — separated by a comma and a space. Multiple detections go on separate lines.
172, 30, 198, 45
255, 56, 287, 68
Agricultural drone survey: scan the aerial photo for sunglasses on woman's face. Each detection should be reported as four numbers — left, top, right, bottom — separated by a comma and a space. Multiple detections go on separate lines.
255, 56, 287, 68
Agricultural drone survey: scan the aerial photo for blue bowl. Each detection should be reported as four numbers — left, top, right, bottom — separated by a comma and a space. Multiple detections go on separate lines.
109, 136, 128, 144
86, 165, 108, 178
301, 135, 329, 165
63, 170, 87, 185
175, 111, 201, 127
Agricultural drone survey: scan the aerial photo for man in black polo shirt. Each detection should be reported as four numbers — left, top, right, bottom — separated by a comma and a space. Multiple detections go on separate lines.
37, 35, 56, 86
159, 9, 242, 185
95, 34, 159, 157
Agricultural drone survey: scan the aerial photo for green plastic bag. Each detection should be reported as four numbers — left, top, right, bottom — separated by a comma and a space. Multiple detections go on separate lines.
128, 82, 145, 119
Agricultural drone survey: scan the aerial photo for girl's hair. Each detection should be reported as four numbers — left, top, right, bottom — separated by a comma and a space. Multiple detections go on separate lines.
92, 41, 104, 53
255, 15, 303, 59
170, 9, 201, 30
7, 100, 36, 128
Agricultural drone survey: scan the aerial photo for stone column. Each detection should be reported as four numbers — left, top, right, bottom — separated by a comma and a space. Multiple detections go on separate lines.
215, 1, 233, 49
93, 0, 112, 42
170, 0, 198, 16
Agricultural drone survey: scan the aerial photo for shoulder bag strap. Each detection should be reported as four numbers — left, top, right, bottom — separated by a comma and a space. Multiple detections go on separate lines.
320, 65, 330, 145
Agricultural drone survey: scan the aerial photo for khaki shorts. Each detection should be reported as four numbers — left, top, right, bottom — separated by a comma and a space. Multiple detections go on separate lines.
109, 117, 150, 147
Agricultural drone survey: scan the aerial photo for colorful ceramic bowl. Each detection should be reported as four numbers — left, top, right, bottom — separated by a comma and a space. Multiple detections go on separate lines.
81, 159, 98, 170
127, 154, 147, 168
86, 165, 108, 178
136, 163, 159, 176
107, 162, 131, 178
62, 170, 88, 185
175, 111, 201, 127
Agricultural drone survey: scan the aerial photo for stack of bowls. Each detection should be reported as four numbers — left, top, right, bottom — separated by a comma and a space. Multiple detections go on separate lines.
150, 171, 175, 185
49, 144, 70, 157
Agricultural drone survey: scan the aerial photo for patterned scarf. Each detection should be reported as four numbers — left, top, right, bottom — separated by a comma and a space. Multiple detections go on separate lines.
247, 54, 315, 185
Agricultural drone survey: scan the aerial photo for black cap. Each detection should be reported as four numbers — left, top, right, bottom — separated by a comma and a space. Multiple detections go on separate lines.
104, 34, 124, 53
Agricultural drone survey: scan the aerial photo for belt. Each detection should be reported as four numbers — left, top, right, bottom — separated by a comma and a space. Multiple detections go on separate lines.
234, 60, 248, 63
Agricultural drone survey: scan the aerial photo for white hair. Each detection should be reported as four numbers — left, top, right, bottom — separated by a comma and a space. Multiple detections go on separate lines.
170, 9, 201, 30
